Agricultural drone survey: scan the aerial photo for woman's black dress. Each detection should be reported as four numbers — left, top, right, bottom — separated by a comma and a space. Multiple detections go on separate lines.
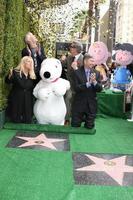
5, 70, 34, 123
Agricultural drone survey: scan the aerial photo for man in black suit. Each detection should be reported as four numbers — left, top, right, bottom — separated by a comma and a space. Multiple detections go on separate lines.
60, 41, 84, 125
71, 54, 102, 129
22, 32, 46, 83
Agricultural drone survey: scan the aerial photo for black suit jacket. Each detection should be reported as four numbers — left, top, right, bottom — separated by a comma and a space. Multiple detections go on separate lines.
61, 54, 83, 81
71, 66, 102, 102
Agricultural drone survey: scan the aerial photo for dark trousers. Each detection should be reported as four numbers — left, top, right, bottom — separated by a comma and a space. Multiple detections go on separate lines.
71, 99, 97, 129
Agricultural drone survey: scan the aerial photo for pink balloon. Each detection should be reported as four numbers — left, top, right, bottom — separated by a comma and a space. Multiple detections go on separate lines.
115, 50, 133, 66
88, 42, 109, 65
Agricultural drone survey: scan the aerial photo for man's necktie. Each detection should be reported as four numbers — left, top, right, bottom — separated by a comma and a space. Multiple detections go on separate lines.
72, 56, 75, 62
86, 70, 90, 80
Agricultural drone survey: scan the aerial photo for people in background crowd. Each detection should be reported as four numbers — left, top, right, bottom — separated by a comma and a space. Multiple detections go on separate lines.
60, 54, 68, 79
60, 41, 84, 125
109, 61, 117, 74
127, 63, 133, 76
22, 32, 46, 83
5, 56, 36, 123
95, 63, 110, 88
95, 64, 108, 81
71, 54, 102, 129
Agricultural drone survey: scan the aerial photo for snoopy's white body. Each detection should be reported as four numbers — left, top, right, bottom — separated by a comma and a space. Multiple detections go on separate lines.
33, 58, 70, 125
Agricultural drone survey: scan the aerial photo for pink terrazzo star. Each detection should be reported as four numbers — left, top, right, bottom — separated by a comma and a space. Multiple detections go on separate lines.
76, 154, 133, 185
16, 133, 66, 150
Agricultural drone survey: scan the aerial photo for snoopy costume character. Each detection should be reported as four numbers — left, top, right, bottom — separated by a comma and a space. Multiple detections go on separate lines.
33, 58, 70, 125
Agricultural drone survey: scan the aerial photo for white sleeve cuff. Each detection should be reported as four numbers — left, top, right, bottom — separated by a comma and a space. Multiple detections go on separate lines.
93, 81, 97, 86
86, 82, 91, 88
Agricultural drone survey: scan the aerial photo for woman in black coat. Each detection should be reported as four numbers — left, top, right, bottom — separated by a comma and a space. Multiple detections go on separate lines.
5, 56, 36, 123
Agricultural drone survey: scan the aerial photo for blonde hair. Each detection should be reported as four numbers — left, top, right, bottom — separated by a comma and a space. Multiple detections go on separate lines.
15, 56, 36, 79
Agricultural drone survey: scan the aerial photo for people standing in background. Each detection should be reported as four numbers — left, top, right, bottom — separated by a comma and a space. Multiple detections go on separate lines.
5, 56, 36, 123
109, 62, 117, 74
22, 32, 46, 83
95, 64, 108, 81
60, 54, 68, 79
60, 41, 84, 125
127, 63, 133, 77
95, 63, 109, 88
71, 54, 102, 129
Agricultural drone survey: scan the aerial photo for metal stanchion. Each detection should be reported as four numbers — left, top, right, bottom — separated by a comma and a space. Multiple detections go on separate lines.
127, 86, 133, 122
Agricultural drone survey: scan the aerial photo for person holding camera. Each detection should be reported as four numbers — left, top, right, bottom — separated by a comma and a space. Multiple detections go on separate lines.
71, 54, 102, 129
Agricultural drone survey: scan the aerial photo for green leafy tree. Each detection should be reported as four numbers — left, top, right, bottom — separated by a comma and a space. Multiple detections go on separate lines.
69, 10, 88, 40
0, 0, 6, 109
0, 0, 30, 110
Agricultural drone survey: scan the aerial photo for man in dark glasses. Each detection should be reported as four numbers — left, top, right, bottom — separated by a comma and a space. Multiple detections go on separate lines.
61, 41, 84, 125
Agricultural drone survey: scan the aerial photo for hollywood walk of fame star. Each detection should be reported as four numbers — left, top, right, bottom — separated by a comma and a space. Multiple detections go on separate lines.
16, 133, 66, 150
76, 154, 133, 186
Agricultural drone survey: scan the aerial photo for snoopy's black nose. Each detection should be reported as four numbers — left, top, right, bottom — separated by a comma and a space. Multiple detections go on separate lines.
43, 71, 51, 79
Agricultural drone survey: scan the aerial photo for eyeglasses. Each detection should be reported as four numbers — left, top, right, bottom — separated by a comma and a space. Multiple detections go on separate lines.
70, 45, 76, 48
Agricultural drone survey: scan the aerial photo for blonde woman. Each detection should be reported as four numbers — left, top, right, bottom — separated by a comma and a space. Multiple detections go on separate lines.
5, 56, 36, 123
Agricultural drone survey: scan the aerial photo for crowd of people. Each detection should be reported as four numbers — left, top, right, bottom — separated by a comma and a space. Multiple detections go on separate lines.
5, 32, 133, 129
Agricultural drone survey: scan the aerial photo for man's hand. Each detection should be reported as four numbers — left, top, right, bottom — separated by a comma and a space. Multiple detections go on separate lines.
90, 73, 97, 84
27, 45, 32, 56
60, 55, 67, 61
36, 43, 42, 55
71, 61, 78, 70
28, 41, 38, 50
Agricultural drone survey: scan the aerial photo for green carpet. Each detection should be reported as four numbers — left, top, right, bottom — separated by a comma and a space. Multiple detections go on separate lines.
70, 116, 133, 154
4, 122, 95, 135
97, 89, 126, 118
0, 117, 133, 200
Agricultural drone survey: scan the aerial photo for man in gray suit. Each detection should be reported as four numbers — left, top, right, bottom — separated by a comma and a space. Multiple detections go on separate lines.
61, 41, 84, 125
